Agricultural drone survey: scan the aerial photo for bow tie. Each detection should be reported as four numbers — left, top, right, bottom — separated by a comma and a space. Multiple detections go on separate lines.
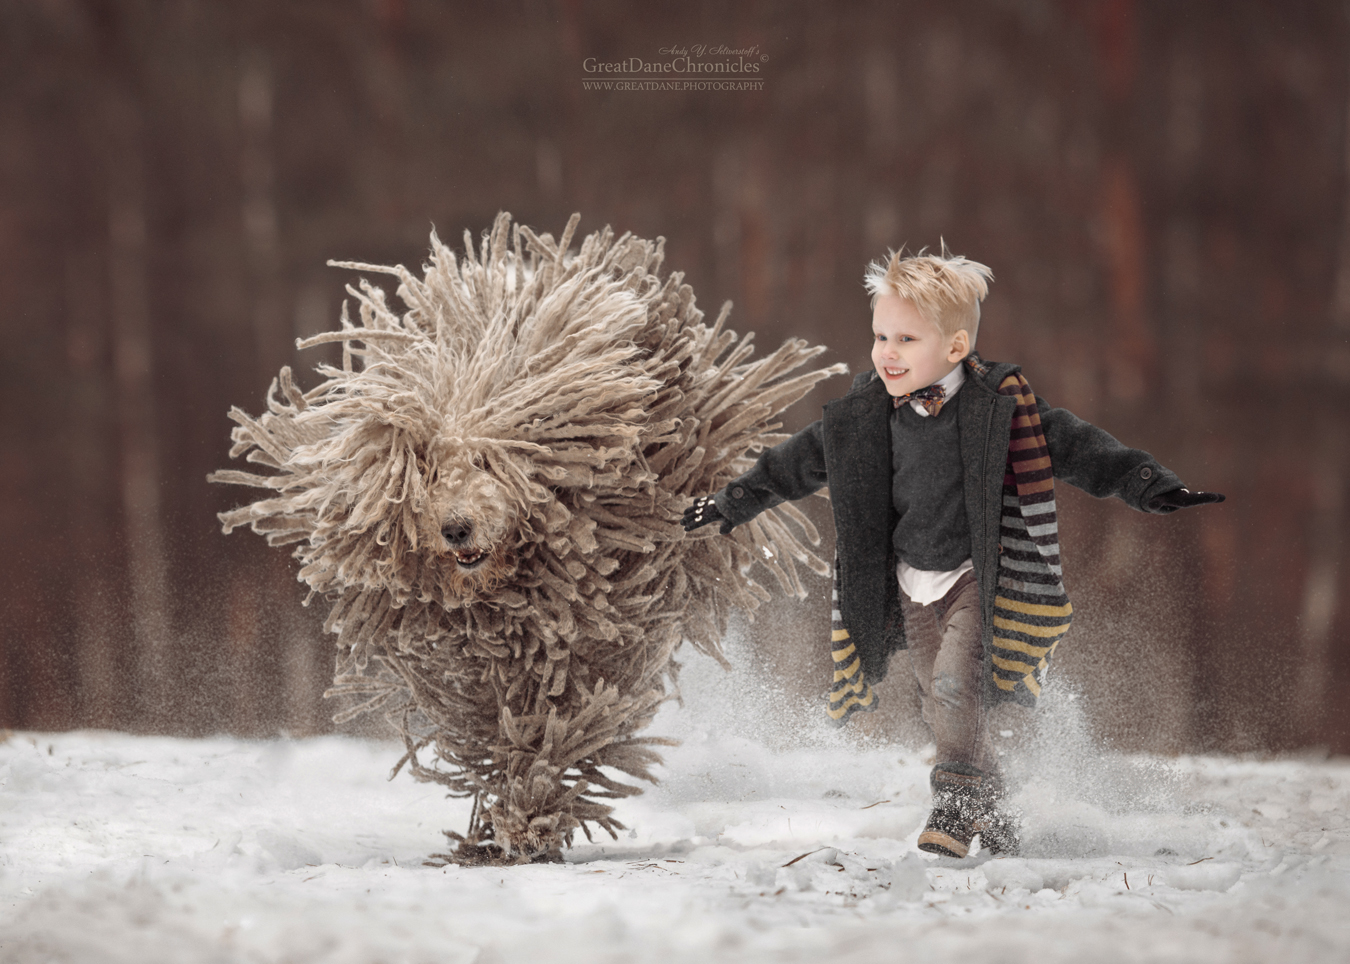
893, 383, 947, 416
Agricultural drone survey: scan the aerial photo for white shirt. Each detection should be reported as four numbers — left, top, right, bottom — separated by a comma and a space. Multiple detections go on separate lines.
895, 362, 974, 605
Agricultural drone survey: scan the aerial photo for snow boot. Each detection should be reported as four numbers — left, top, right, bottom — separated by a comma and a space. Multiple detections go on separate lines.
917, 762, 1020, 858
972, 804, 1021, 857
975, 766, 1021, 857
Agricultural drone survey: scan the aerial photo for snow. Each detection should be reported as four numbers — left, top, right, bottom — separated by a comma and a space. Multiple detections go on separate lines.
2, 644, 1349, 963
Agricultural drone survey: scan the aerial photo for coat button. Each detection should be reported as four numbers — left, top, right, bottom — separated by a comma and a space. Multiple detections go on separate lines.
1140, 466, 1153, 480
732, 486, 745, 498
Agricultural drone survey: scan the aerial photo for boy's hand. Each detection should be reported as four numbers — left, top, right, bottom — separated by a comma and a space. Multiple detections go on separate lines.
682, 495, 734, 534
1147, 487, 1226, 513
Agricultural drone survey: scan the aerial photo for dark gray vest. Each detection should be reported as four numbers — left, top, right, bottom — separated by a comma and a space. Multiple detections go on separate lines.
890, 391, 971, 572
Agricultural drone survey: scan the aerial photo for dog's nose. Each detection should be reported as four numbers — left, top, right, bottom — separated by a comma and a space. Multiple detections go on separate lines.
442, 520, 473, 546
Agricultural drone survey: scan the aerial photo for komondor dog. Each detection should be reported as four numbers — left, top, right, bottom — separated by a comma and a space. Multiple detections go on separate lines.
211, 213, 844, 863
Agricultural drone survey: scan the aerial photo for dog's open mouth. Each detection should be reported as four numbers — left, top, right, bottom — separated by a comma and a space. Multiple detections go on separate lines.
454, 548, 487, 569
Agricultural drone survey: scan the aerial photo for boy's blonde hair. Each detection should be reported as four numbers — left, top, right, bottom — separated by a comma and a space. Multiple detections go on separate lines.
863, 246, 993, 344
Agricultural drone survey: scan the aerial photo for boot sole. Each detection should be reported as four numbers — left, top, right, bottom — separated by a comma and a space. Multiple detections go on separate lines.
917, 829, 970, 858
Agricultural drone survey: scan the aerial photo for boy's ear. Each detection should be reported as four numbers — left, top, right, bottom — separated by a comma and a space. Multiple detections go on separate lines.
947, 329, 971, 361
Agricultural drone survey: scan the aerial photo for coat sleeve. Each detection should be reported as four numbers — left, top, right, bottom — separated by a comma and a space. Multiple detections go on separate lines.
1036, 397, 1183, 513
711, 419, 829, 528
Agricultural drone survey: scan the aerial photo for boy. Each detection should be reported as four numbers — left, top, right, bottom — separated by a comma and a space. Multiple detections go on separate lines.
682, 249, 1224, 858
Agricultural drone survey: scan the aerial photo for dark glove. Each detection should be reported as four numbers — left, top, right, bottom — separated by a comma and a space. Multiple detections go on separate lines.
681, 495, 734, 534
1147, 487, 1226, 513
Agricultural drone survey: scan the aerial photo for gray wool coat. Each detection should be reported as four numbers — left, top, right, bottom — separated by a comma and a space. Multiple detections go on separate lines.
713, 360, 1184, 686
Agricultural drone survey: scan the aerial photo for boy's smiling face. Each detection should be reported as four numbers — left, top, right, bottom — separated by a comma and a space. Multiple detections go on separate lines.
871, 293, 970, 397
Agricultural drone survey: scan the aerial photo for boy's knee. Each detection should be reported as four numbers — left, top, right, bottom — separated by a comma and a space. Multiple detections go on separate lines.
931, 672, 968, 709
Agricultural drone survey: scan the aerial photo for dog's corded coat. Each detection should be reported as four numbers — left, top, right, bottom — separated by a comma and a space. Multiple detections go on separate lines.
210, 214, 844, 862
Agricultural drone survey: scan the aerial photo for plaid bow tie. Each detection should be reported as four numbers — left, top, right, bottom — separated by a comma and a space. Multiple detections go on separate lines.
894, 383, 947, 416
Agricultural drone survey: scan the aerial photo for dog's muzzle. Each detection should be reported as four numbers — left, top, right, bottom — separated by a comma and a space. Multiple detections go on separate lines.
442, 521, 487, 569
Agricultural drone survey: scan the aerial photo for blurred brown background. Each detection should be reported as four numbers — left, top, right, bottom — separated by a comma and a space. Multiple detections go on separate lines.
2, 0, 1347, 752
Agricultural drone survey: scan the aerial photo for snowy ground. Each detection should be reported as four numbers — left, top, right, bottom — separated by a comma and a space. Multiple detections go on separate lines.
2, 644, 1349, 964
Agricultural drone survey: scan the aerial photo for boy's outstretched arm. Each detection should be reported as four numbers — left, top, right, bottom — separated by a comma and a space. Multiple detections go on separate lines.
1036, 397, 1224, 512
681, 419, 829, 533
1145, 487, 1225, 512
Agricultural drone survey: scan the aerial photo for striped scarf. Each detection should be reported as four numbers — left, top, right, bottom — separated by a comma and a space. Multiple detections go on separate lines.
986, 363, 1073, 705
826, 553, 878, 724
826, 358, 1071, 724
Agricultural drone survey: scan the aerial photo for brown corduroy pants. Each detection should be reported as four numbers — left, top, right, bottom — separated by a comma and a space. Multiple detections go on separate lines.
900, 570, 999, 776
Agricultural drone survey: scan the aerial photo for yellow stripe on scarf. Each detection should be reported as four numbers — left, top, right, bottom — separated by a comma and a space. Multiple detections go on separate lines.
829, 675, 868, 700
993, 615, 1071, 638
993, 636, 1054, 658
826, 688, 876, 720
992, 653, 1040, 675
833, 657, 862, 682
